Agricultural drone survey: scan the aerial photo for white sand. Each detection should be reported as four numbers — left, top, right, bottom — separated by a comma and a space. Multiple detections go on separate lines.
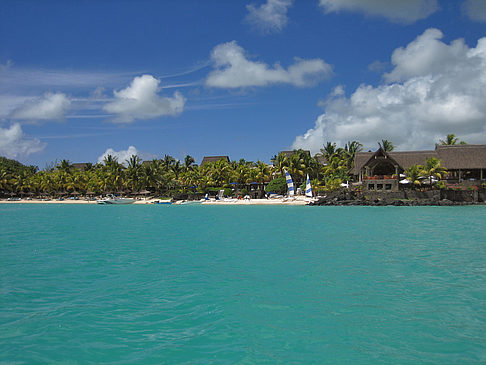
1, 197, 314, 206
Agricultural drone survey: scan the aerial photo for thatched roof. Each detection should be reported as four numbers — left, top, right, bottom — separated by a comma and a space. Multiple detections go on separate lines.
142, 159, 159, 166
315, 155, 328, 165
435, 145, 486, 169
389, 150, 439, 170
200, 156, 230, 166
351, 152, 373, 174
72, 163, 90, 171
279, 150, 311, 158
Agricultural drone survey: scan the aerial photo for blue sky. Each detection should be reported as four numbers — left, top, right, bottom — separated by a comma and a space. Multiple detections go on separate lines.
1, 0, 485, 167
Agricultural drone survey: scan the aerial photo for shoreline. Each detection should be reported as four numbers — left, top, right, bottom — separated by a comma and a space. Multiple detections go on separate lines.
2, 197, 484, 206
0, 197, 311, 206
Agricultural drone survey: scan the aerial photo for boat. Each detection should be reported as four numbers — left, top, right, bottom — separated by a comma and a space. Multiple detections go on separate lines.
305, 174, 313, 198
153, 200, 172, 205
284, 168, 295, 196
97, 196, 135, 205
180, 200, 201, 205
305, 174, 316, 203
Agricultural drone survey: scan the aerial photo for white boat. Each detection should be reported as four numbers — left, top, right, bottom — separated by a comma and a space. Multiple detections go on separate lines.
180, 200, 201, 205
97, 197, 135, 205
305, 174, 313, 197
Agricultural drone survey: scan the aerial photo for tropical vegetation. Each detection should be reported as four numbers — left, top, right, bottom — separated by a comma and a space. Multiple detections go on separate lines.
0, 134, 470, 198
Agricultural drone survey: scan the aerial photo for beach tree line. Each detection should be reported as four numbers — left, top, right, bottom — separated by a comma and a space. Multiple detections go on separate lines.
0, 134, 467, 197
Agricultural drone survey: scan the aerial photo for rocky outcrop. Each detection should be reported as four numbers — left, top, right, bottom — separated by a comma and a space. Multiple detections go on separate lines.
309, 189, 484, 206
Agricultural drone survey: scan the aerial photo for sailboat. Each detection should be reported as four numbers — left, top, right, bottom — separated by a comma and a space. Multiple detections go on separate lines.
305, 174, 316, 203
284, 168, 295, 197
305, 174, 313, 197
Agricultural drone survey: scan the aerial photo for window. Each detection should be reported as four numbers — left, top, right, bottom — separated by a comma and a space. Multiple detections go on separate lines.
385, 184, 392, 190
368, 184, 375, 190
376, 184, 383, 190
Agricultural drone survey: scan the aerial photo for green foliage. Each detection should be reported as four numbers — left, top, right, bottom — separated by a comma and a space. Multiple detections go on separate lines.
324, 177, 343, 191
436, 180, 446, 190
0, 156, 37, 175
265, 177, 287, 195
440, 134, 466, 145
378, 139, 394, 152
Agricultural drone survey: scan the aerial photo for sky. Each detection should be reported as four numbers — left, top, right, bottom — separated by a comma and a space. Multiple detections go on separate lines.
1, 0, 485, 167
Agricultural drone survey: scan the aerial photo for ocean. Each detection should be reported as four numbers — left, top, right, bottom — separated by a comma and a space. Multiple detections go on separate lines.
1, 204, 485, 363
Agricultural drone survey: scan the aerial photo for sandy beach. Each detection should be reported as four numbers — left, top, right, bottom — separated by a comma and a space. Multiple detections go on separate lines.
1, 197, 312, 205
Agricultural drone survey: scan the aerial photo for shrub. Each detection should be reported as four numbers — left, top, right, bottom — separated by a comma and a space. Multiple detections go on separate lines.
436, 181, 446, 190
265, 177, 287, 195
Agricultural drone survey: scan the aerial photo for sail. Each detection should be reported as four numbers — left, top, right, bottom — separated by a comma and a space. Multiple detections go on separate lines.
284, 168, 295, 196
305, 174, 313, 197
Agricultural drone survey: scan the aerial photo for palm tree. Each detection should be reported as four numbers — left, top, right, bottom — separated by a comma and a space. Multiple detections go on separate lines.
162, 155, 176, 170
270, 152, 288, 177
0, 169, 13, 193
378, 139, 394, 152
287, 150, 309, 185
57, 159, 73, 174
440, 134, 466, 145
422, 157, 447, 185
404, 164, 423, 186
184, 155, 196, 170
344, 141, 363, 160
320, 142, 337, 161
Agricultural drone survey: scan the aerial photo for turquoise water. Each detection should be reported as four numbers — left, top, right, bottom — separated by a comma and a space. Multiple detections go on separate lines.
1, 204, 486, 364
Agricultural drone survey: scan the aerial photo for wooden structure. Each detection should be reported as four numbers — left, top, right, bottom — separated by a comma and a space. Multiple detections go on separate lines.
352, 145, 486, 192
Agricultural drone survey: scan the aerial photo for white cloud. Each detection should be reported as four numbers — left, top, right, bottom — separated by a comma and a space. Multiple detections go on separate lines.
463, 0, 486, 22
103, 75, 186, 123
245, 0, 293, 33
10, 92, 71, 121
0, 123, 46, 159
97, 146, 139, 165
206, 41, 332, 88
292, 28, 486, 153
319, 0, 439, 23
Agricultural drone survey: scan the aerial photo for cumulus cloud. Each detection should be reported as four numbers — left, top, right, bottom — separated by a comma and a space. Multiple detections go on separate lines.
10, 92, 71, 121
103, 75, 186, 123
292, 28, 486, 153
463, 0, 486, 22
97, 146, 139, 165
245, 0, 293, 33
206, 41, 332, 88
0, 123, 46, 159
319, 0, 439, 23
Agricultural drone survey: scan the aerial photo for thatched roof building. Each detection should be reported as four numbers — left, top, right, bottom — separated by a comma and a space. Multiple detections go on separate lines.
353, 144, 486, 183
72, 163, 90, 171
200, 156, 230, 166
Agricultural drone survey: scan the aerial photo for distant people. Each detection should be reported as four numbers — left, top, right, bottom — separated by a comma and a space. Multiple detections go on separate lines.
244, 194, 250, 201
204, 193, 209, 200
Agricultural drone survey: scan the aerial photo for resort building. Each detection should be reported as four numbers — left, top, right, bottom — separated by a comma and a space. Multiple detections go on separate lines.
352, 144, 486, 192
200, 156, 230, 166
72, 163, 91, 171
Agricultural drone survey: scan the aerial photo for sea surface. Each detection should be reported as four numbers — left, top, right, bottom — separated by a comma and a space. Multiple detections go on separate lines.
1, 204, 485, 364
